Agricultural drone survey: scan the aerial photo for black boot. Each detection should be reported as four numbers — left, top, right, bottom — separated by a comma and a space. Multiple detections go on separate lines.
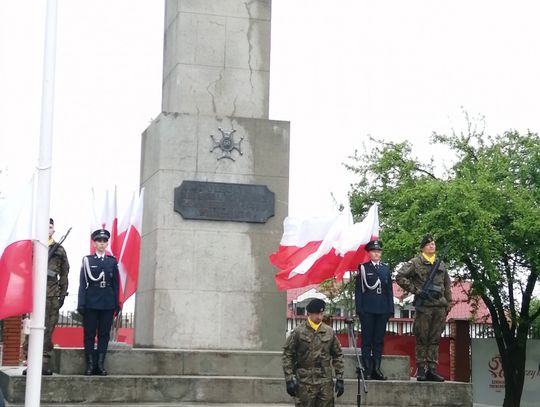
361, 355, 372, 380
371, 356, 387, 380
416, 363, 427, 381
42, 356, 53, 375
96, 353, 108, 376
22, 357, 53, 376
84, 352, 94, 376
426, 366, 445, 382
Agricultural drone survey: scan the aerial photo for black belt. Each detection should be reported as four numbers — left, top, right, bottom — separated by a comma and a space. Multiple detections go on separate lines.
88, 281, 112, 288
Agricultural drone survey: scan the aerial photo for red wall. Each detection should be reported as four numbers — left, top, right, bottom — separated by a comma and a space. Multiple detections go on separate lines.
336, 333, 451, 380
52, 327, 133, 347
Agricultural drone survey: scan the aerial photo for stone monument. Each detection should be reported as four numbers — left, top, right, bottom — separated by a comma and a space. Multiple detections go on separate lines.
135, 0, 289, 350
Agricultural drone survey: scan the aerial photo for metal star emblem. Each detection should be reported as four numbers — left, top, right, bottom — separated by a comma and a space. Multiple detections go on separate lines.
210, 127, 244, 161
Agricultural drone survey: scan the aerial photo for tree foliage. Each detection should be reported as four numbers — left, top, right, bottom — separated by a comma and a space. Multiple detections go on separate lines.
346, 122, 540, 407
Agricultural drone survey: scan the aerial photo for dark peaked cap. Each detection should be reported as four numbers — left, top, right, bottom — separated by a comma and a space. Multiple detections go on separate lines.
91, 229, 111, 241
365, 239, 383, 251
306, 298, 326, 313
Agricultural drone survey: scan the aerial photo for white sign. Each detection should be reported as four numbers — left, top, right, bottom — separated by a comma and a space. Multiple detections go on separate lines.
472, 339, 540, 406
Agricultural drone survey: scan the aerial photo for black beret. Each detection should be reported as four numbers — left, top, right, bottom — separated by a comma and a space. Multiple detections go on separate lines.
365, 239, 383, 251
49, 218, 54, 225
91, 229, 111, 241
306, 298, 326, 313
420, 234, 435, 248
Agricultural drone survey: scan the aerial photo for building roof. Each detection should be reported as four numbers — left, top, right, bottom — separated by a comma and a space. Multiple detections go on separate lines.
447, 280, 491, 322
393, 280, 491, 322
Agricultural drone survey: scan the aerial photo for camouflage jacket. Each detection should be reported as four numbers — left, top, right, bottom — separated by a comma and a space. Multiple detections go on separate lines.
396, 254, 452, 309
282, 321, 344, 384
47, 243, 69, 297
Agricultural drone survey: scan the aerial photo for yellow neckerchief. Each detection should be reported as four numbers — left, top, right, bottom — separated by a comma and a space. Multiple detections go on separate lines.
307, 317, 322, 331
422, 252, 436, 264
48, 238, 55, 246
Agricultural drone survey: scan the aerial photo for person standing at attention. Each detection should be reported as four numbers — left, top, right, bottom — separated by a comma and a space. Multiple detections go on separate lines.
77, 229, 120, 376
396, 234, 452, 382
282, 298, 345, 407
355, 239, 394, 380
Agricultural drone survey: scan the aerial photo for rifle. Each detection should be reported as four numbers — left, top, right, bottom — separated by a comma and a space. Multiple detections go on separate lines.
415, 245, 449, 309
48, 227, 72, 260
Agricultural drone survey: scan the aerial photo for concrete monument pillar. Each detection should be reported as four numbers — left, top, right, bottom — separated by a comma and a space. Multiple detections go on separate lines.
135, 0, 288, 350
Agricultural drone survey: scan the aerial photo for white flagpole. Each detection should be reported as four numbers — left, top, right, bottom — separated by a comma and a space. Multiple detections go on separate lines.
25, 0, 58, 406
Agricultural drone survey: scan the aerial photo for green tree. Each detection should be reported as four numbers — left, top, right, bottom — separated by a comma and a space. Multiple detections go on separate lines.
346, 123, 540, 407
530, 298, 540, 339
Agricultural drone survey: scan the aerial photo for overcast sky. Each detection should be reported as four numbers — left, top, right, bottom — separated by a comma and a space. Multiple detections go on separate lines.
2, 0, 540, 310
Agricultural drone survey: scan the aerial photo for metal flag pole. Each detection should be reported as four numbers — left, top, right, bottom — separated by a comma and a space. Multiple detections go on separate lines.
25, 0, 58, 406
345, 316, 368, 407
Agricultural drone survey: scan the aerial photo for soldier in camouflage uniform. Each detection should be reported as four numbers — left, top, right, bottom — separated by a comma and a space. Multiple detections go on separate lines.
23, 218, 70, 375
395, 234, 451, 382
282, 299, 345, 407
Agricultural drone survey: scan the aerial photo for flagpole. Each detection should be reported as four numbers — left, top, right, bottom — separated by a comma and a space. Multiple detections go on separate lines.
25, 0, 58, 406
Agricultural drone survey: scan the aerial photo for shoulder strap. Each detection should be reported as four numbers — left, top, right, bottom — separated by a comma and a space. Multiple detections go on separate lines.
361, 263, 381, 292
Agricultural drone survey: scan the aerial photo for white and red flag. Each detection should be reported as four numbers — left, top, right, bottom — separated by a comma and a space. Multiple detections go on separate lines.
90, 187, 144, 305
271, 204, 379, 290
90, 188, 118, 256
0, 179, 34, 319
118, 188, 144, 304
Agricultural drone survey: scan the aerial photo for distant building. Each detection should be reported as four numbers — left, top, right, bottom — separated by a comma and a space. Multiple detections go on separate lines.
287, 279, 491, 323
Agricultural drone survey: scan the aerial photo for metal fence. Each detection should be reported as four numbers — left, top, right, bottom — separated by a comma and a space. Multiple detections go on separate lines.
57, 311, 134, 328
287, 317, 540, 339
286, 317, 422, 336
470, 322, 540, 339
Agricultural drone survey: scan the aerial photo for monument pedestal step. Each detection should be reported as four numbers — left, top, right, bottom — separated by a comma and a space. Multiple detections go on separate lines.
50, 348, 411, 380
1, 373, 472, 406
1, 349, 471, 406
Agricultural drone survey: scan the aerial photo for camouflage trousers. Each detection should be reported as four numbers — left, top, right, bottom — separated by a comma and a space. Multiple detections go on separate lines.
295, 381, 334, 407
23, 296, 60, 359
413, 306, 446, 369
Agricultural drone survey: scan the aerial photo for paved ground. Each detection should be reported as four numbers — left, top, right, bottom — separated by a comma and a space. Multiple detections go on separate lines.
4, 404, 500, 407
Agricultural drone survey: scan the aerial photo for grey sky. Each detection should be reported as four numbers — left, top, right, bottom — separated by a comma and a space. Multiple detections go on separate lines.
2, 0, 540, 310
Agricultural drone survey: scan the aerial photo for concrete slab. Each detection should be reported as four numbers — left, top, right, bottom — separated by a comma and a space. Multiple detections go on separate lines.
49, 348, 410, 380
1, 366, 472, 406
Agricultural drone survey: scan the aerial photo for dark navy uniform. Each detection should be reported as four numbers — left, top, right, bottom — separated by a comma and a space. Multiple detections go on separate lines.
355, 240, 393, 380
77, 229, 120, 375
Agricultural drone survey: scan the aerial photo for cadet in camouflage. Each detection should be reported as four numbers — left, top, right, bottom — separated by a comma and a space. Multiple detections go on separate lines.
23, 218, 70, 375
282, 298, 345, 407
396, 234, 451, 382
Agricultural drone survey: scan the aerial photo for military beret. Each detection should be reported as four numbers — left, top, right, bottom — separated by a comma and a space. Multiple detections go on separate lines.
420, 234, 435, 248
365, 239, 383, 251
91, 229, 111, 241
306, 298, 326, 313
49, 218, 54, 225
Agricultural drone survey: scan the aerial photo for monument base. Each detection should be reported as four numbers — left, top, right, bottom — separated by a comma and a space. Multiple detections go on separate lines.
0, 348, 473, 406
136, 112, 289, 350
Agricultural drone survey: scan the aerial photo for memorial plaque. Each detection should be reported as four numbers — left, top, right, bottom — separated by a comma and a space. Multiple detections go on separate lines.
174, 181, 275, 223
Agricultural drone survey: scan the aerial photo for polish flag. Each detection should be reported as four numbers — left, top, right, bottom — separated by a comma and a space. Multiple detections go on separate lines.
90, 188, 118, 257
0, 179, 34, 319
271, 204, 379, 290
118, 188, 144, 303
115, 192, 135, 261
107, 188, 119, 257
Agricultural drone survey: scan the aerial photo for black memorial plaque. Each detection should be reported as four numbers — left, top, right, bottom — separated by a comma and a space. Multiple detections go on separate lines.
174, 181, 275, 223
